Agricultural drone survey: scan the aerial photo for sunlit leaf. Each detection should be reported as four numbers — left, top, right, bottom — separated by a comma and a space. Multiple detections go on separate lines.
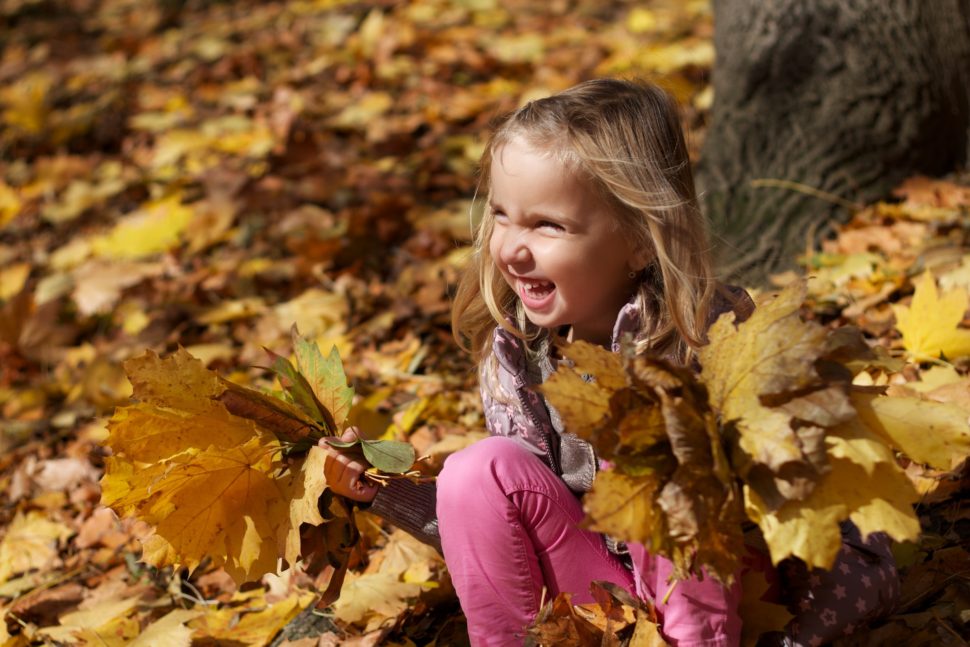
851, 390, 970, 470
36, 593, 141, 644
90, 194, 194, 260
892, 271, 970, 361
267, 349, 329, 428
102, 435, 294, 581
701, 282, 843, 503
292, 329, 354, 430
583, 470, 665, 555
331, 571, 425, 627
190, 588, 314, 645
746, 456, 919, 569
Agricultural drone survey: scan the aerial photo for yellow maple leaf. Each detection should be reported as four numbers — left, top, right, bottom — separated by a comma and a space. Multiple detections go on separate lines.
628, 610, 670, 646
616, 402, 667, 451
746, 455, 919, 569
103, 349, 258, 463
700, 282, 842, 503
103, 435, 294, 581
852, 390, 970, 470
892, 271, 970, 361
105, 404, 257, 465
0, 511, 73, 583
286, 445, 328, 567
542, 366, 613, 433
583, 470, 666, 552
825, 417, 896, 476
560, 340, 631, 392
540, 340, 650, 456
103, 348, 334, 583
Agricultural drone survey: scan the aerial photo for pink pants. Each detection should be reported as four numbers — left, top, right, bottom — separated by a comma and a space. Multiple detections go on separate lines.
436, 436, 635, 646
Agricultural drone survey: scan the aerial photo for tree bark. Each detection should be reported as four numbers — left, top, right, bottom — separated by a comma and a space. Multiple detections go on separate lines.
697, 0, 970, 284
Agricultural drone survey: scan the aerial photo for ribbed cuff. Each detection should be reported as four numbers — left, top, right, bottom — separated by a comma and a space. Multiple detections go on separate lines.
369, 477, 441, 553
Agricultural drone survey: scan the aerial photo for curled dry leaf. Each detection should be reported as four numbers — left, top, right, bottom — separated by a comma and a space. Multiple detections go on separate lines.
541, 343, 744, 582
700, 282, 848, 506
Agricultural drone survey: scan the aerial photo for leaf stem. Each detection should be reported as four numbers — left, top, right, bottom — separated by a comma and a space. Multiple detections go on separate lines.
661, 579, 678, 605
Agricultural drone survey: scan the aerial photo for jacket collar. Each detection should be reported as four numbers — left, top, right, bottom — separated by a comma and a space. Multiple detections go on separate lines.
493, 297, 642, 376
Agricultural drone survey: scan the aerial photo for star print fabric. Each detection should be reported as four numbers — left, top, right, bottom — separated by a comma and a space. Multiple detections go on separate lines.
779, 524, 898, 646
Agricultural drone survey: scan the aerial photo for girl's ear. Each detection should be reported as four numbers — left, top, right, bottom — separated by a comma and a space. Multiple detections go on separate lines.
628, 242, 655, 273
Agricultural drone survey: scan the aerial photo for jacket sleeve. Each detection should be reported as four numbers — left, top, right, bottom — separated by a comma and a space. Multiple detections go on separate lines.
366, 359, 507, 554
367, 478, 441, 553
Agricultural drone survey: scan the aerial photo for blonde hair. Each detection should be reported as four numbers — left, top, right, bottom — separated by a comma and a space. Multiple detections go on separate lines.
452, 78, 715, 365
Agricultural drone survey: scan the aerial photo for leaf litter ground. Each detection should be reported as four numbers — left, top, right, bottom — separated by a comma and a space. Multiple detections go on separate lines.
0, 0, 968, 645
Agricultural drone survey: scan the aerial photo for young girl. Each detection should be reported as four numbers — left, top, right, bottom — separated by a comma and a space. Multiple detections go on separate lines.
322, 79, 898, 646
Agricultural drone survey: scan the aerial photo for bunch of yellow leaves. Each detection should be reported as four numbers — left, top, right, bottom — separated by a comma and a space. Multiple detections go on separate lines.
541, 281, 970, 583
100, 328, 416, 593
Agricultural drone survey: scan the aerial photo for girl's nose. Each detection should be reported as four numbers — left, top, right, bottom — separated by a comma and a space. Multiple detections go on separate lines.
498, 230, 531, 267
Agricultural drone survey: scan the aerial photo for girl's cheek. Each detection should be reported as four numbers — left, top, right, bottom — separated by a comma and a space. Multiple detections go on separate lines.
487, 234, 501, 264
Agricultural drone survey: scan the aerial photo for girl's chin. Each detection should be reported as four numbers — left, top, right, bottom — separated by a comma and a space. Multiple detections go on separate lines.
522, 308, 565, 331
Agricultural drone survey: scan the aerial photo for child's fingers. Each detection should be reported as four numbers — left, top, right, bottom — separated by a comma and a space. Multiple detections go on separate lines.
317, 428, 367, 457
323, 448, 354, 483
322, 444, 377, 502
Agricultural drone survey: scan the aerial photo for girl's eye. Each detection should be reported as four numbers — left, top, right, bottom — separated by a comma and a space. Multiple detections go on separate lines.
537, 220, 564, 231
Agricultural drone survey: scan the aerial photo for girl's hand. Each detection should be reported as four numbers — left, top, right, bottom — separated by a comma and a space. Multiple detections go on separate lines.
320, 427, 379, 503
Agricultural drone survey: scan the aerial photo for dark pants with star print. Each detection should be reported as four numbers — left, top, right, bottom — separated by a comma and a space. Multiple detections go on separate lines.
770, 524, 899, 646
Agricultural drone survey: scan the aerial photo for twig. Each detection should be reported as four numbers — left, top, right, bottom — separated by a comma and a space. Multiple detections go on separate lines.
935, 616, 969, 646
174, 578, 217, 607
363, 470, 436, 485
749, 178, 863, 211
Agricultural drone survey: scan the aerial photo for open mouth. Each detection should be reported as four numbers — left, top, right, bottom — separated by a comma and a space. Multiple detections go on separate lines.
522, 278, 553, 297
517, 277, 555, 308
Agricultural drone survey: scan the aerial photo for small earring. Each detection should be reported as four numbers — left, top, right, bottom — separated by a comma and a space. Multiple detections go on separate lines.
628, 270, 638, 279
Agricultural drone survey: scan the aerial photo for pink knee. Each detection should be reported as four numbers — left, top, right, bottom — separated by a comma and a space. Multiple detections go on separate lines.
437, 435, 535, 506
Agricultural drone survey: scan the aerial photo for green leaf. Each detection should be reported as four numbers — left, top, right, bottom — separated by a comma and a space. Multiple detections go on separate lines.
265, 349, 328, 428
360, 440, 415, 474
291, 327, 355, 430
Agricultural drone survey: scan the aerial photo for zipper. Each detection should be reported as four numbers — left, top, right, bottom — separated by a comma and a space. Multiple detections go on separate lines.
513, 375, 560, 475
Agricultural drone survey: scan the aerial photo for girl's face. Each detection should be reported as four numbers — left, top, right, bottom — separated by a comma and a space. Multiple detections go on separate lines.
488, 137, 642, 347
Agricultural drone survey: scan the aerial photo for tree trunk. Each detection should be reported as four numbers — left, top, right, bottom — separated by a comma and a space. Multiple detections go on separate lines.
697, 0, 970, 285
